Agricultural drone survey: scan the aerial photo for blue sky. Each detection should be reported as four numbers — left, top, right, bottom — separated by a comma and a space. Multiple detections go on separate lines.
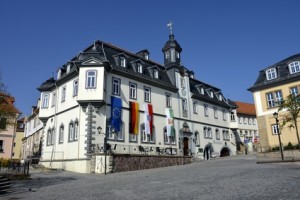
1, 0, 300, 116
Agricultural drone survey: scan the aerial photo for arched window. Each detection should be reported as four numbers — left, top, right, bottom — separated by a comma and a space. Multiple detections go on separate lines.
106, 118, 124, 142
69, 121, 74, 141
59, 124, 64, 144
47, 128, 52, 146
74, 120, 79, 140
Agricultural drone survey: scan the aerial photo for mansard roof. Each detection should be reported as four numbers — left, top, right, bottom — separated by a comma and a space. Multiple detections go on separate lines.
189, 78, 231, 109
248, 53, 300, 92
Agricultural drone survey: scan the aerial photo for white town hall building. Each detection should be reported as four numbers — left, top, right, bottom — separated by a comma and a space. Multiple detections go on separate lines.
37, 29, 238, 173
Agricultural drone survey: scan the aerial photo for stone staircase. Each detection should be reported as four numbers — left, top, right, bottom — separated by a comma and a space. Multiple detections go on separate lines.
0, 175, 12, 193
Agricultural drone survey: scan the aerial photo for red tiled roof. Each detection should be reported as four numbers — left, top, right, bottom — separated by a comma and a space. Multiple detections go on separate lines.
234, 101, 256, 116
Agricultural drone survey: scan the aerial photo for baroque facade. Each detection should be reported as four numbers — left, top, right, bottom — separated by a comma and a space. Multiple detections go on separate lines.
249, 54, 300, 152
38, 32, 238, 173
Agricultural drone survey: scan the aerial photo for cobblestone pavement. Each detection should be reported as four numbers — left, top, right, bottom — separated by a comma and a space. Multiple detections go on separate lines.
2, 154, 300, 200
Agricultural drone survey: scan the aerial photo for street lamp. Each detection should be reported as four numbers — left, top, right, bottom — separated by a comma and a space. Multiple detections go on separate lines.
273, 112, 284, 160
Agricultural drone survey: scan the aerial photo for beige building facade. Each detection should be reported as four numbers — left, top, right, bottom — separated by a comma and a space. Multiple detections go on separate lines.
249, 54, 300, 152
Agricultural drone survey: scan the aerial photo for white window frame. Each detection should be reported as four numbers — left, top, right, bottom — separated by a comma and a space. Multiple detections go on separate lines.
290, 86, 299, 96
289, 61, 300, 74
214, 107, 218, 119
112, 78, 121, 96
272, 124, 279, 135
166, 93, 172, 107
153, 69, 159, 79
182, 99, 187, 111
120, 57, 126, 67
266, 92, 275, 108
61, 86, 66, 102
193, 101, 198, 114
144, 87, 151, 102
69, 122, 74, 141
59, 125, 64, 144
266, 68, 277, 80
42, 93, 49, 108
137, 63, 143, 73
129, 134, 137, 142
222, 109, 226, 121
204, 104, 209, 117
52, 92, 56, 107
73, 79, 78, 96
74, 121, 79, 140
86, 70, 97, 89
274, 90, 283, 106
129, 82, 137, 99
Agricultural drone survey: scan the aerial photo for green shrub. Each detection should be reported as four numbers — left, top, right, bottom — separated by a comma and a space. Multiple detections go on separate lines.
285, 142, 295, 150
272, 146, 280, 151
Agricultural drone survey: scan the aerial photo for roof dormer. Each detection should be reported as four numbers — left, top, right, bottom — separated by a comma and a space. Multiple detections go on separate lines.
265, 67, 277, 81
288, 61, 300, 74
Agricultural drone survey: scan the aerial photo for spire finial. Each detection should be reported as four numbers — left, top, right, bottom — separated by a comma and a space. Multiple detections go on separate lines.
167, 21, 173, 35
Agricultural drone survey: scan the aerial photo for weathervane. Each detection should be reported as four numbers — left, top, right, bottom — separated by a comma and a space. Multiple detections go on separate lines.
167, 21, 173, 35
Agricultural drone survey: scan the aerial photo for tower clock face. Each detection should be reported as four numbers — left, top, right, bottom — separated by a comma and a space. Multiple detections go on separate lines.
181, 89, 186, 96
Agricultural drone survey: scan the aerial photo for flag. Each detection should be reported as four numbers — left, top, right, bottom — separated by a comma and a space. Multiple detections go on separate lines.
144, 103, 153, 135
129, 101, 139, 134
166, 108, 174, 137
111, 96, 122, 132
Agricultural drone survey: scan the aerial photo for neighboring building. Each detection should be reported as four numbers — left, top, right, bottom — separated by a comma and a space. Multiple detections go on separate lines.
249, 54, 300, 152
37, 30, 238, 173
234, 101, 258, 153
0, 93, 20, 159
22, 102, 43, 161
12, 117, 25, 160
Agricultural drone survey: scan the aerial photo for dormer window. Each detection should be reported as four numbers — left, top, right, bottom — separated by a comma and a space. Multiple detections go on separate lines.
200, 87, 204, 95
266, 68, 277, 80
145, 54, 149, 60
210, 91, 214, 98
120, 57, 126, 67
289, 61, 300, 74
165, 52, 170, 59
176, 52, 180, 59
137, 63, 143, 73
219, 94, 222, 101
67, 64, 71, 73
153, 69, 158, 79
57, 69, 61, 79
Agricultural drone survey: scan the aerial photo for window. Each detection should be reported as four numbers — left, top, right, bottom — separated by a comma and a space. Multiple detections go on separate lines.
230, 111, 236, 121
47, 128, 54, 146
176, 52, 180, 59
73, 79, 78, 96
240, 130, 243, 137
180, 77, 185, 88
266, 92, 275, 108
166, 93, 172, 107
86, 70, 97, 88
274, 91, 283, 105
69, 122, 74, 141
129, 134, 137, 143
129, 82, 137, 99
200, 87, 204, 95
74, 121, 78, 140
0, 118, 7, 130
112, 78, 121, 96
204, 127, 212, 138
52, 92, 56, 107
59, 125, 64, 144
120, 57, 126, 67
272, 124, 279, 135
164, 127, 176, 145
165, 52, 170, 59
41, 93, 49, 108
141, 124, 155, 143
214, 107, 218, 119
290, 86, 299, 96
195, 131, 200, 146
249, 118, 252, 125
266, 68, 277, 80
239, 117, 243, 124
0, 140, 3, 152
193, 102, 198, 114
216, 129, 220, 140
289, 61, 300, 74
137, 63, 143, 73
171, 49, 175, 62
106, 120, 124, 142
204, 104, 209, 117
61, 86, 66, 102
153, 69, 158, 79
222, 109, 226, 121
144, 87, 151, 102
210, 91, 214, 98
253, 119, 257, 125
223, 130, 230, 141
182, 99, 187, 111
244, 118, 247, 124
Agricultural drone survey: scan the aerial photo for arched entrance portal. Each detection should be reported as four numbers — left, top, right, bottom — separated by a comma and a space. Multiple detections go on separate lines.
220, 147, 230, 157
183, 137, 189, 156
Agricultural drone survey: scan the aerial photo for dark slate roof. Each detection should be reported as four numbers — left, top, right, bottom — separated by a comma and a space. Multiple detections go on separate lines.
162, 34, 182, 52
248, 53, 300, 92
190, 78, 232, 109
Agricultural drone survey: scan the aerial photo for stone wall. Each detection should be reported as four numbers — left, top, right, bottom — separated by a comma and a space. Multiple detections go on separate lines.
257, 150, 300, 162
112, 154, 192, 173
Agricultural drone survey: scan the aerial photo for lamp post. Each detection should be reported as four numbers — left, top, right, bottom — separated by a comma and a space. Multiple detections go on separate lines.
273, 112, 284, 160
